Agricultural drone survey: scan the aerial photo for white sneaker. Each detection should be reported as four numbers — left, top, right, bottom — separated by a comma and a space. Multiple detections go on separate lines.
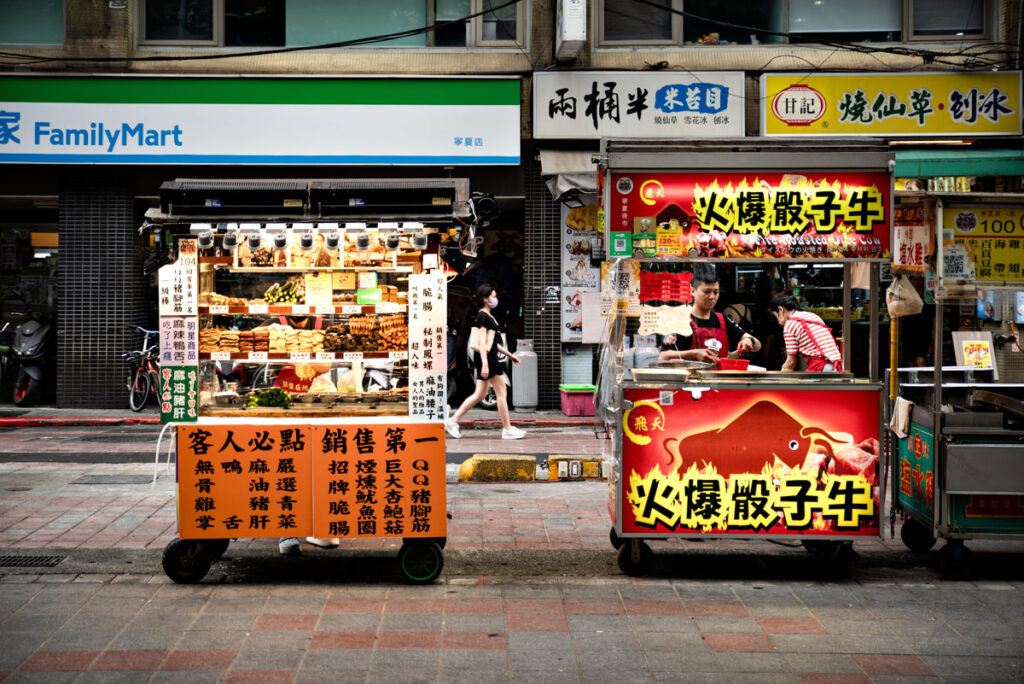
278, 537, 301, 556
501, 426, 526, 440
305, 537, 340, 549
445, 419, 461, 439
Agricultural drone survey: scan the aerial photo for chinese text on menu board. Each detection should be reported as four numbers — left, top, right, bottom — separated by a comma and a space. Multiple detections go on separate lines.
408, 272, 446, 420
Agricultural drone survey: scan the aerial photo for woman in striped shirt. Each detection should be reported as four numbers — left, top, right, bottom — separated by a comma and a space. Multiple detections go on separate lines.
768, 294, 843, 373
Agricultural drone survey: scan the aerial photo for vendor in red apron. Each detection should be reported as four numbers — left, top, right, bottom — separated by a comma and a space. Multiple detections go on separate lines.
270, 315, 325, 392
659, 267, 761, 364
769, 294, 843, 372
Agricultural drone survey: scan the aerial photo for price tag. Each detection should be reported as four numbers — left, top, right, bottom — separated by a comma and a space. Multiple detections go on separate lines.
209, 305, 229, 314
249, 304, 268, 314
210, 351, 231, 361
290, 352, 311, 361
292, 304, 310, 315
248, 351, 268, 362
342, 305, 361, 314
316, 352, 335, 361
343, 352, 363, 361
314, 305, 334, 315
377, 302, 399, 313
388, 351, 408, 360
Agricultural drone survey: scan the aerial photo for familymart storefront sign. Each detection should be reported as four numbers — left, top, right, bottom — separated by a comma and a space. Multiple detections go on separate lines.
0, 76, 520, 165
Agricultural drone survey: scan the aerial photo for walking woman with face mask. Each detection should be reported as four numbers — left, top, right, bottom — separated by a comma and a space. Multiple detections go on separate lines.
446, 284, 525, 440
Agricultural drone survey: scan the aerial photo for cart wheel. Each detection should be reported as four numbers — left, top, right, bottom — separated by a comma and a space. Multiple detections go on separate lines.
398, 541, 444, 584
609, 526, 625, 550
899, 519, 937, 553
616, 540, 653, 576
162, 539, 212, 584
800, 540, 843, 559
404, 536, 446, 550
939, 541, 975, 581
201, 538, 231, 559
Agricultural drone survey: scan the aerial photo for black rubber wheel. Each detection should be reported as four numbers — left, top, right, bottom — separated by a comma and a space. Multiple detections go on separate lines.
201, 538, 231, 559
161, 538, 212, 584
616, 540, 654, 576
801, 539, 843, 559
939, 541, 975, 581
609, 526, 625, 550
900, 518, 937, 553
129, 370, 150, 412
398, 541, 444, 584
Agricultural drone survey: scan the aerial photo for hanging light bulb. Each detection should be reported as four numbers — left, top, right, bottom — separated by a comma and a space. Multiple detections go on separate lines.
197, 230, 215, 250
222, 230, 239, 251
385, 232, 400, 251
356, 232, 371, 251
412, 233, 428, 250
299, 231, 314, 250
247, 232, 262, 251
273, 232, 288, 250
324, 231, 341, 250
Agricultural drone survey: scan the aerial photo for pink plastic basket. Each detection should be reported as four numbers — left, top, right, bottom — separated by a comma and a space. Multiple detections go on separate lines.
559, 388, 596, 416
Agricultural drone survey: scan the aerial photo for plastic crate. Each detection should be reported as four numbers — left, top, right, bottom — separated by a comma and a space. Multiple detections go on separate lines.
559, 384, 597, 416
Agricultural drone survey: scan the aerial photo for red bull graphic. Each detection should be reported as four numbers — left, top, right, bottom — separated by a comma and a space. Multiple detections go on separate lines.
621, 387, 881, 536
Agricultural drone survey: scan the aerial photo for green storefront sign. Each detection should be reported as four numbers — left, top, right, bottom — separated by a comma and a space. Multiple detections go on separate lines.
160, 365, 198, 423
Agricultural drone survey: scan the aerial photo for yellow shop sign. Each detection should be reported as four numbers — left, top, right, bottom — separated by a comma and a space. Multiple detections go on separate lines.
762, 72, 1021, 137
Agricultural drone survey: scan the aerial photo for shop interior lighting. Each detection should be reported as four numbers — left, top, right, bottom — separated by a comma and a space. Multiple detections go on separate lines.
222, 229, 240, 251
197, 230, 215, 250
559, 188, 586, 209
385, 232, 401, 251
246, 232, 262, 251
411, 233, 428, 250
355, 232, 371, 251
324, 231, 341, 250
298, 230, 315, 250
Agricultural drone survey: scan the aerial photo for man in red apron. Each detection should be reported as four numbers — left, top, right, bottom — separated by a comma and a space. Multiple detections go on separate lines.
769, 294, 843, 372
659, 270, 761, 363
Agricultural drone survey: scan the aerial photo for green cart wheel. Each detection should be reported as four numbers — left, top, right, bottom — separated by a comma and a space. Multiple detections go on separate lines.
398, 540, 444, 584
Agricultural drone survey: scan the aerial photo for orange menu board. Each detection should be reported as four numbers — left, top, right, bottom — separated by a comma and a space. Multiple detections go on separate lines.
312, 423, 447, 539
177, 424, 313, 539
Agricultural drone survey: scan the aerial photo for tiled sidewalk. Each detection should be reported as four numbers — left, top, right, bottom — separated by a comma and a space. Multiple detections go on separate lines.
2, 576, 1023, 682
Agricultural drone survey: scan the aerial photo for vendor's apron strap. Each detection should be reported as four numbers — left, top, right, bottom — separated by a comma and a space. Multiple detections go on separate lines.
798, 319, 842, 372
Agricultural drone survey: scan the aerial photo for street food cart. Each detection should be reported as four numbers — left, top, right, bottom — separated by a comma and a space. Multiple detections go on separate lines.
890, 192, 1024, 579
597, 140, 892, 575
150, 179, 465, 583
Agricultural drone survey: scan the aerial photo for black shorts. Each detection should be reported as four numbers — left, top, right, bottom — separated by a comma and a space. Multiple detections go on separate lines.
473, 353, 503, 380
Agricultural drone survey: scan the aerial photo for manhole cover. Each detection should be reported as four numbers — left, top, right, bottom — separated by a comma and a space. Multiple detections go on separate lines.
0, 555, 65, 567
71, 475, 153, 485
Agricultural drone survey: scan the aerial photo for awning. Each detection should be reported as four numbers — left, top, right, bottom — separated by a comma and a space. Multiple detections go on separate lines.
538, 149, 597, 200
894, 148, 1024, 178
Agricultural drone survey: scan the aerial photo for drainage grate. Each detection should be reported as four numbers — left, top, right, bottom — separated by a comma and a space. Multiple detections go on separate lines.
0, 555, 66, 567
71, 475, 153, 485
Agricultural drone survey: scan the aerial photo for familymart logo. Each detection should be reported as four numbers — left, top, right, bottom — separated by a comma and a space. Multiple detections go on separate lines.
0, 110, 184, 151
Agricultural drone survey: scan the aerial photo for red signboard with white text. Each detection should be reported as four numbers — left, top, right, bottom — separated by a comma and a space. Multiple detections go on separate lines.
620, 387, 882, 537
610, 171, 891, 259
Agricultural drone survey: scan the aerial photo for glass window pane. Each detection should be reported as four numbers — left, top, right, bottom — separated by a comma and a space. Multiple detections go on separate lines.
0, 0, 63, 44
604, 0, 672, 41
144, 0, 213, 42
789, 0, 900, 42
435, 0, 469, 47
226, 0, 285, 46
482, 0, 516, 41
286, 0, 427, 47
683, 0, 783, 44
914, 0, 984, 35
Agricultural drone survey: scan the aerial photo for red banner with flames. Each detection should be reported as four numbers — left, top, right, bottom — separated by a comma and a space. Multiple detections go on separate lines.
610, 171, 891, 259
620, 387, 881, 536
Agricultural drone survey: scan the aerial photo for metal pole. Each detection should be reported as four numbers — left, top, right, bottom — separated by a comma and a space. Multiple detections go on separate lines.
843, 264, 852, 374
869, 263, 880, 381
890, 316, 899, 401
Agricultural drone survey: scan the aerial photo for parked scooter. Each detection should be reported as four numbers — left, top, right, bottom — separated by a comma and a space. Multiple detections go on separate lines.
11, 315, 55, 405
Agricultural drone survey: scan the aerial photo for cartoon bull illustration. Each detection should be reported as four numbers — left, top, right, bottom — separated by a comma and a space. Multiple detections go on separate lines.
661, 400, 851, 477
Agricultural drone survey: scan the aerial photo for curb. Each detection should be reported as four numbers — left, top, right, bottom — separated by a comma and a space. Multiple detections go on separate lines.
0, 416, 163, 428
458, 454, 537, 482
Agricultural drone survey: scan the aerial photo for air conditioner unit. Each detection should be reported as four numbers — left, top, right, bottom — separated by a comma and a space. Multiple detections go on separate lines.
159, 180, 307, 216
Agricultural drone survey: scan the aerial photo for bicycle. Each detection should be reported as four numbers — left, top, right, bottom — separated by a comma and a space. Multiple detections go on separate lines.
123, 326, 160, 412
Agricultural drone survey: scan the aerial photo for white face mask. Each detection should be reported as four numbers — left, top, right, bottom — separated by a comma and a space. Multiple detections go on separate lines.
488, 296, 498, 308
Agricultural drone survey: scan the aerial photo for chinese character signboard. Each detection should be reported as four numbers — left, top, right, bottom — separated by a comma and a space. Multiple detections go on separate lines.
312, 423, 446, 539
762, 72, 1021, 137
159, 317, 198, 367
0, 76, 519, 165
160, 366, 198, 423
408, 272, 447, 420
893, 205, 932, 273
897, 422, 935, 524
561, 196, 601, 341
620, 388, 881, 537
177, 424, 313, 538
158, 239, 198, 316
611, 171, 891, 260
943, 205, 1024, 283
534, 71, 745, 139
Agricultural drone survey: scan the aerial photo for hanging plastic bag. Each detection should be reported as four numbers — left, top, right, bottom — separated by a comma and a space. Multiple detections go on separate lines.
886, 274, 924, 318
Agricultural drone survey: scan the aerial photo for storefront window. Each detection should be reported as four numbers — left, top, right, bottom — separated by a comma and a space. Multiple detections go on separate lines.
596, 0, 990, 46
141, 0, 520, 47
0, 0, 64, 45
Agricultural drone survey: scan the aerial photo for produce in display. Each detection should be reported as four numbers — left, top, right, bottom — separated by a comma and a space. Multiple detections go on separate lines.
246, 387, 290, 408
263, 277, 305, 304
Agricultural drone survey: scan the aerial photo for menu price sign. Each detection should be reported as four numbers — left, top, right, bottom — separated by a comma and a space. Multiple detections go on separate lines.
946, 205, 1024, 283
158, 238, 198, 316
312, 423, 446, 539
408, 272, 446, 420
160, 366, 198, 423
159, 316, 198, 366
561, 196, 601, 341
177, 425, 312, 538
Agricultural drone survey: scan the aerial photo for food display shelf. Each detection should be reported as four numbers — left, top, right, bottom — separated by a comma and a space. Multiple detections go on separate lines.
199, 351, 407, 361
198, 304, 406, 315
